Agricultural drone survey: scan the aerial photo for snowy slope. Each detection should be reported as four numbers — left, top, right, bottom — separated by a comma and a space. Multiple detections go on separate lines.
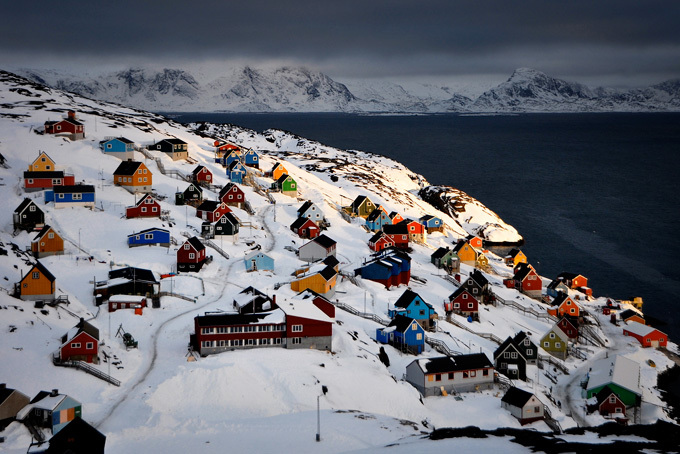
0, 70, 677, 453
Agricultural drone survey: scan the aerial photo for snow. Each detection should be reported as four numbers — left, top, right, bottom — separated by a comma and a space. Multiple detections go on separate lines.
0, 70, 677, 453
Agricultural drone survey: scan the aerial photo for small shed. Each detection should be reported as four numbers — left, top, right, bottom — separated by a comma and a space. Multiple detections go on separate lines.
501, 387, 545, 425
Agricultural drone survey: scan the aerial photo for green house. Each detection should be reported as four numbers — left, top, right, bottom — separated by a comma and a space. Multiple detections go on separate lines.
540, 326, 569, 360
430, 247, 460, 271
272, 174, 297, 197
585, 355, 642, 407
349, 195, 376, 218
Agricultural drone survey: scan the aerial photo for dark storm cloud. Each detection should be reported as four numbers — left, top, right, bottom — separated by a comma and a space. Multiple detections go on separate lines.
2, 0, 679, 83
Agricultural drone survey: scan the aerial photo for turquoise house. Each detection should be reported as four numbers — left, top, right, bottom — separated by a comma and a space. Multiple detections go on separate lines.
244, 251, 275, 272
228, 160, 247, 184
365, 206, 390, 232
99, 137, 134, 160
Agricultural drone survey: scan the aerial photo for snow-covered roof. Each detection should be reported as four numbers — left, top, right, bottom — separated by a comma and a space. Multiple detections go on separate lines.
108, 295, 147, 303
623, 321, 663, 337
587, 355, 641, 396
279, 300, 333, 323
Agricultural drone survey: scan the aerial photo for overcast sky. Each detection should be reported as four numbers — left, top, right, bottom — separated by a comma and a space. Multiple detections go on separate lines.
2, 1, 679, 88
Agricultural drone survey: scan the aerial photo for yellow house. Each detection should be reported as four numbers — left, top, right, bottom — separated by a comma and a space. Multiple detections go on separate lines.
453, 240, 477, 266
31, 225, 64, 258
291, 265, 337, 295
504, 248, 527, 267
476, 252, 489, 268
540, 326, 569, 360
16, 262, 56, 301
29, 151, 56, 171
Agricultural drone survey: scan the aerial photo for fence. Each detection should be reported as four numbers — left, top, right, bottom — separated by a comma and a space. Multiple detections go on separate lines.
52, 355, 121, 386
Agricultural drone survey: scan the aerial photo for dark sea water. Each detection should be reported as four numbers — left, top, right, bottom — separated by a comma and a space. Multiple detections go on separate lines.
169, 112, 680, 348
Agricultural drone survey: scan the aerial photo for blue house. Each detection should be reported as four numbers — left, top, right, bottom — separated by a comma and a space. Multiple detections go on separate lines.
228, 160, 247, 184
420, 214, 444, 233
546, 279, 569, 298
99, 137, 135, 160
376, 314, 425, 354
45, 185, 96, 209
365, 206, 390, 232
222, 150, 241, 168
19, 390, 82, 435
244, 251, 275, 272
354, 250, 411, 289
127, 228, 170, 248
389, 289, 436, 330
242, 149, 260, 168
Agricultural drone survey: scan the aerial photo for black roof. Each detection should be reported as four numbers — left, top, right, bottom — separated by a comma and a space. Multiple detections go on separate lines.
369, 231, 387, 243
501, 386, 535, 407
366, 207, 386, 222
47, 417, 106, 453
230, 160, 245, 171
352, 195, 369, 209
312, 234, 336, 249
219, 182, 242, 198
431, 247, 451, 260
547, 279, 568, 290
387, 314, 420, 333
0, 386, 20, 405
319, 265, 337, 281
101, 136, 133, 144
448, 286, 476, 301
468, 269, 489, 288
619, 309, 643, 320
195, 312, 276, 327
33, 225, 57, 241
594, 385, 620, 405
162, 138, 187, 145
134, 193, 157, 207
298, 200, 314, 215
184, 182, 202, 193
322, 255, 339, 268
551, 292, 571, 307
276, 173, 292, 184
108, 267, 158, 284
192, 165, 207, 176
23, 170, 65, 178
53, 184, 95, 194
513, 264, 536, 282
113, 160, 144, 176
383, 224, 408, 235
29, 261, 56, 283
395, 289, 424, 308
197, 200, 221, 212
186, 236, 205, 251
219, 212, 239, 226
15, 197, 40, 214
291, 216, 313, 230
421, 353, 493, 373
506, 248, 522, 258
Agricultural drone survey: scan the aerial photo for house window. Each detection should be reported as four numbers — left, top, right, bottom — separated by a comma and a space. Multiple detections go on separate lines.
454, 303, 460, 309
435, 374, 441, 382
48, 232, 54, 239
72, 193, 82, 200
427, 375, 434, 382
510, 352, 518, 359
86, 342, 93, 349
570, 308, 576, 314
462, 294, 467, 299
152, 207, 157, 212
58, 194, 65, 199
145, 234, 153, 240
504, 352, 510, 358
291, 337, 302, 345
71, 343, 81, 348
524, 339, 530, 346
463, 372, 469, 378
526, 349, 533, 356
184, 244, 190, 250
468, 303, 473, 308
201, 341, 212, 348
189, 253, 195, 259
416, 333, 422, 340
30, 205, 36, 211
555, 342, 561, 349
32, 272, 40, 279
52, 179, 61, 185
141, 207, 147, 212
292, 325, 303, 332
143, 177, 147, 182
28, 179, 34, 184
448, 373, 454, 380
609, 396, 616, 404
501, 362, 507, 369
549, 333, 555, 339
228, 195, 233, 200
544, 341, 550, 348
615, 408, 622, 413
290, 184, 295, 189
470, 370, 476, 377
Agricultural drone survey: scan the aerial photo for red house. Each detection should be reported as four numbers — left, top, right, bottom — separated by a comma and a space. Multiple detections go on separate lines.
504, 263, 542, 299
291, 289, 336, 319
23, 171, 75, 192
219, 182, 246, 208
177, 237, 207, 272
59, 318, 99, 364
382, 224, 409, 249
588, 386, 627, 418
192, 165, 213, 185
398, 219, 426, 243
556, 316, 579, 340
126, 193, 161, 218
445, 287, 479, 320
291, 217, 320, 239
108, 295, 147, 313
622, 321, 667, 348
368, 231, 394, 252
44, 111, 84, 140
389, 211, 404, 225
547, 292, 581, 318
466, 235, 483, 249
196, 200, 231, 223
280, 299, 334, 350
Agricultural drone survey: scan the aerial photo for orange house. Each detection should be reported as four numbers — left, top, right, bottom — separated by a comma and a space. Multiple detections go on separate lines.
547, 293, 580, 318
270, 162, 289, 181
113, 161, 152, 193
29, 151, 56, 172
453, 240, 477, 266
291, 265, 337, 295
31, 225, 64, 258
16, 262, 55, 301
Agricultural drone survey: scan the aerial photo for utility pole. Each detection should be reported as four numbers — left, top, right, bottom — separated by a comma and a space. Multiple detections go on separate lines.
316, 394, 321, 442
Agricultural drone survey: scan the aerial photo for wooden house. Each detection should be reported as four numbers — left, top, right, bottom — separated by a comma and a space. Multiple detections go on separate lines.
398, 219, 426, 243
389, 211, 404, 224
298, 234, 336, 262
501, 387, 545, 425
272, 174, 297, 197
348, 195, 376, 218
494, 332, 538, 381
233, 287, 274, 314
365, 206, 390, 232
222, 149, 241, 168
219, 182, 245, 208
453, 240, 477, 266
546, 279, 569, 298
175, 182, 203, 206
45, 185, 96, 209
150, 138, 188, 160
0, 384, 30, 430
430, 247, 460, 272
192, 165, 213, 185
556, 316, 579, 341
206, 212, 240, 238
445, 287, 479, 320
16, 261, 55, 301
279, 298, 334, 351
244, 251, 275, 272
419, 214, 444, 233
622, 321, 667, 348
29, 151, 56, 171
368, 231, 394, 252
461, 270, 491, 304
466, 235, 483, 249
43, 417, 106, 454
557, 272, 588, 289
23, 170, 75, 192
585, 355, 641, 408
196, 200, 231, 223
100, 137, 135, 160
376, 315, 425, 354
113, 160, 152, 193
59, 318, 99, 364
504, 248, 527, 267
177, 237, 207, 272
192, 310, 285, 355
127, 228, 170, 248
94, 267, 159, 301
291, 217, 320, 239
108, 295, 147, 313
31, 225, 64, 258
619, 309, 645, 325
355, 249, 411, 289
228, 160, 247, 184
382, 223, 410, 249
269, 162, 288, 180
242, 149, 259, 168
587, 385, 627, 418
297, 201, 325, 225
13, 198, 45, 232
405, 354, 494, 396
18, 390, 82, 435
126, 193, 161, 218
290, 264, 337, 296
389, 289, 437, 330
540, 326, 569, 360
504, 263, 542, 299
44, 111, 84, 140
215, 141, 240, 162
547, 293, 581, 318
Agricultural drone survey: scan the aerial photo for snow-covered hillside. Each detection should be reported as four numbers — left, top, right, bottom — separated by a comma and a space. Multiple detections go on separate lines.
15, 66, 680, 113
0, 70, 677, 453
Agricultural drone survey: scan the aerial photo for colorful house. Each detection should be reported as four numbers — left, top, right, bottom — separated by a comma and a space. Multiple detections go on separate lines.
127, 228, 170, 248
126, 193, 161, 218
348, 195, 376, 218
557, 272, 588, 289
18, 390, 82, 435
445, 287, 479, 320
59, 318, 99, 364
504, 248, 528, 267
355, 250, 411, 289
13, 198, 45, 232
382, 223, 410, 249
269, 162, 288, 180
228, 160, 247, 184
215, 141, 240, 162
177, 237, 207, 272
99, 137, 135, 160
108, 295, 147, 313
94, 267, 159, 300
16, 261, 55, 301
244, 251, 275, 272
622, 321, 667, 348
501, 387, 545, 425
548, 293, 581, 318
242, 149, 259, 168
175, 182, 203, 206
290, 264, 337, 296
389, 289, 437, 330
31, 225, 64, 258
368, 231, 394, 252
45, 185, 96, 209
619, 309, 645, 325
389, 211, 404, 225
29, 151, 56, 171
196, 200, 231, 223
585, 355, 641, 408
44, 111, 84, 140
0, 385, 30, 429
291, 217, 320, 239
113, 160, 152, 193
453, 240, 477, 266
365, 206, 391, 232
419, 215, 444, 234
556, 316, 579, 340
192, 310, 286, 355
376, 314, 425, 354
398, 218, 426, 243
202, 212, 240, 238
405, 354, 494, 396
540, 326, 569, 360
280, 299, 334, 351
150, 138, 188, 161
430, 247, 460, 272
219, 182, 245, 208
587, 385, 627, 418
192, 165, 213, 185
272, 174, 297, 197
461, 270, 491, 305
494, 332, 538, 381
546, 279, 569, 298
44, 417, 106, 454
299, 234, 336, 262
297, 201, 325, 225
233, 287, 274, 314
222, 149, 242, 168
23, 170, 75, 192
466, 235, 483, 249
504, 263, 542, 299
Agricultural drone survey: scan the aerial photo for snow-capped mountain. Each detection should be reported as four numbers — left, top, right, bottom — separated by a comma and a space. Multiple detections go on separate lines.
17, 65, 680, 113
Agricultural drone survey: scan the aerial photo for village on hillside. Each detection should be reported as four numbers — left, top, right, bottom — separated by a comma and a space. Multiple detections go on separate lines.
0, 71, 678, 453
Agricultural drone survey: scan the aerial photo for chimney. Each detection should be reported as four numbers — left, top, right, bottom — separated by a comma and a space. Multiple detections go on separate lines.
0, 383, 6, 389
67, 110, 76, 120
50, 389, 59, 397
272, 294, 277, 309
